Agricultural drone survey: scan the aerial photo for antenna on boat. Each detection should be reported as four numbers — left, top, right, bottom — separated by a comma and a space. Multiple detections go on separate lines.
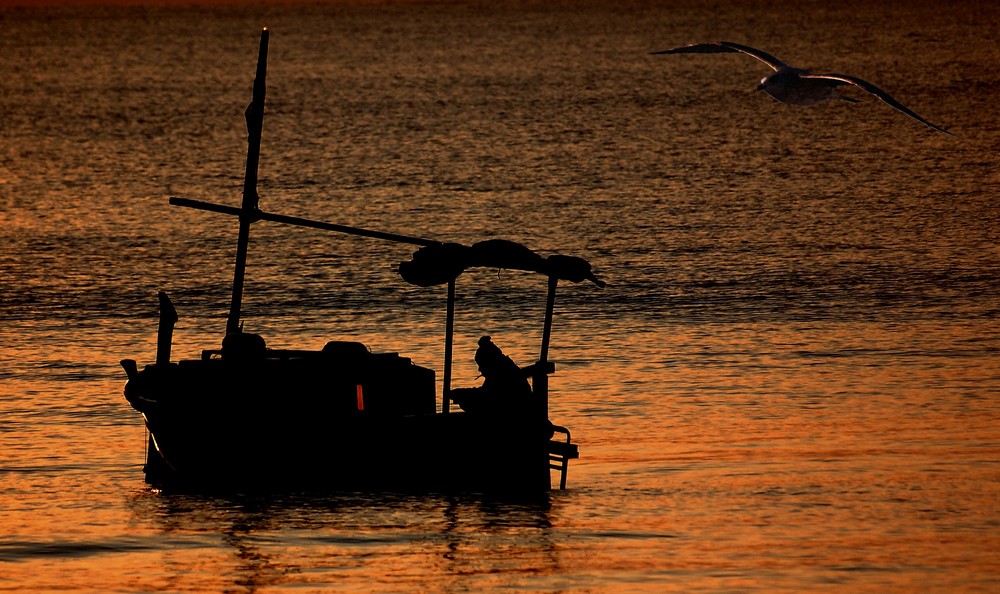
227, 27, 269, 335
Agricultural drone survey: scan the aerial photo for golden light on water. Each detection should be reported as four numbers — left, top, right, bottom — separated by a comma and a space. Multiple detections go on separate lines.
2, 0, 999, 591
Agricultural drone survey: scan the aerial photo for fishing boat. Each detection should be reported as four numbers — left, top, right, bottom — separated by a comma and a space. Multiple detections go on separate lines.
121, 28, 604, 492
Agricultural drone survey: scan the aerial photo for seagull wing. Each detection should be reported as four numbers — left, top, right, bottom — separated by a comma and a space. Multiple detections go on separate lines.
806, 72, 953, 135
651, 41, 787, 72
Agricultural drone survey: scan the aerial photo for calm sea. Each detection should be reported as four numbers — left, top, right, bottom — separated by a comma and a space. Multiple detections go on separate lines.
1, 0, 998, 591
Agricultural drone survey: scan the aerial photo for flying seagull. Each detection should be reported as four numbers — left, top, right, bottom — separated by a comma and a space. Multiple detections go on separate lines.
652, 41, 953, 135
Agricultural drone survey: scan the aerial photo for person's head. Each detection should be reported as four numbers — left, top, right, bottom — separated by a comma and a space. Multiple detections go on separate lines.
475, 335, 505, 376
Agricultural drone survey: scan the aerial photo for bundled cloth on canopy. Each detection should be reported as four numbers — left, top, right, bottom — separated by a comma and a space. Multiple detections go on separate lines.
397, 239, 605, 288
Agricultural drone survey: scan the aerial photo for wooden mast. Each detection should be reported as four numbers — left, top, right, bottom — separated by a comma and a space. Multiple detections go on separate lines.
227, 27, 269, 335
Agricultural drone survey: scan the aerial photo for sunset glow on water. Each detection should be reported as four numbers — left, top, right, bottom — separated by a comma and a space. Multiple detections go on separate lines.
1, 0, 998, 591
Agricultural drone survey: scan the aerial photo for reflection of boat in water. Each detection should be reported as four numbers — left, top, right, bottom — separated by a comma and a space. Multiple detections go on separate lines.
120, 29, 604, 492
127, 489, 559, 590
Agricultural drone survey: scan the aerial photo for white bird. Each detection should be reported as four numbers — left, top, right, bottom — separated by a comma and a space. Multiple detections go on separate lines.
652, 41, 953, 135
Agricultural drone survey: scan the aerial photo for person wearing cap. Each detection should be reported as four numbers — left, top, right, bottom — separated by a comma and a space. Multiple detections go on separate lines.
450, 336, 532, 415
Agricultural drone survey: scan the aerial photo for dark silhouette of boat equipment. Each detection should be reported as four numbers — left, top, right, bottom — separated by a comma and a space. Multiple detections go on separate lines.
121, 28, 604, 492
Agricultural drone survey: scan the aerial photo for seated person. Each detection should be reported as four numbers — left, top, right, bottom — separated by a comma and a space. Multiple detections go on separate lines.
450, 336, 532, 415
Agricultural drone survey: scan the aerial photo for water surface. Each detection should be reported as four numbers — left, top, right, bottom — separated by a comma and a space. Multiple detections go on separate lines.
1, 1, 998, 591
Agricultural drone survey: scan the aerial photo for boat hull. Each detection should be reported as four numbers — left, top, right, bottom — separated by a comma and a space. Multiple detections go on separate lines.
125, 344, 556, 492
142, 411, 554, 492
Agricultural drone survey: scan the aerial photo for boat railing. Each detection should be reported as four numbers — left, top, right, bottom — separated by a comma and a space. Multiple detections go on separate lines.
548, 425, 579, 490
519, 361, 556, 378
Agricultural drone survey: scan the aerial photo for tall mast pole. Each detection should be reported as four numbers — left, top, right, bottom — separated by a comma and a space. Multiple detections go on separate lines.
227, 27, 269, 334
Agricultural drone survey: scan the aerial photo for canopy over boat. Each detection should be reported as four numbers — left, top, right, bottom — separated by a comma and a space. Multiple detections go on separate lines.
398, 239, 605, 288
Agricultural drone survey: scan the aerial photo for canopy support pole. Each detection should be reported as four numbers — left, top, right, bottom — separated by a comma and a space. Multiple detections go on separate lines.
535, 275, 558, 421
442, 278, 456, 413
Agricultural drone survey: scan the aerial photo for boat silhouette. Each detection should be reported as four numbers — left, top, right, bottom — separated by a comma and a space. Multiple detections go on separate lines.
120, 28, 603, 492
